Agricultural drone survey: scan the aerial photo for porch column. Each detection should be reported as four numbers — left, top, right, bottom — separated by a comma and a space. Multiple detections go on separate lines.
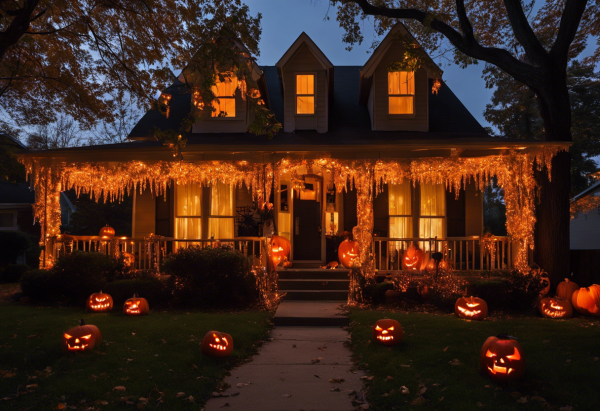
33, 161, 63, 268
354, 163, 375, 279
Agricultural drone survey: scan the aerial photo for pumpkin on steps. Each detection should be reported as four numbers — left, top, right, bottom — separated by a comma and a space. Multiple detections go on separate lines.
401, 245, 424, 271
271, 235, 290, 267
338, 240, 359, 268
571, 285, 600, 316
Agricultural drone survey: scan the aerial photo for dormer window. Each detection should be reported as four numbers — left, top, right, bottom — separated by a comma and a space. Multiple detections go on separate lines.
211, 75, 237, 117
388, 71, 414, 114
296, 74, 315, 114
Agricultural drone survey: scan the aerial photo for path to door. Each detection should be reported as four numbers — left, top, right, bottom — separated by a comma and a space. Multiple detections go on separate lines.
204, 301, 366, 411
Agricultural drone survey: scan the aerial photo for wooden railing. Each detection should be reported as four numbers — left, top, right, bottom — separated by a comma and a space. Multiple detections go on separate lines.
49, 236, 268, 272
372, 236, 514, 274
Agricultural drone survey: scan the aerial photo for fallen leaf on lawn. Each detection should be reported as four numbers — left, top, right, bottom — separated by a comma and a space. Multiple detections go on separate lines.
160, 339, 167, 344
176, 392, 186, 398
138, 398, 148, 403
400, 386, 409, 394
127, 359, 134, 363
25, 384, 38, 389
121, 377, 129, 381
439, 397, 444, 402
476, 402, 484, 407
381, 393, 388, 397
448, 359, 462, 366
411, 396, 426, 405
329, 378, 345, 383
418, 385, 427, 395
132, 332, 136, 336
96, 400, 108, 405
1, 371, 15, 378
400, 364, 411, 368
236, 383, 249, 388
283, 394, 291, 397
361, 404, 369, 410
517, 397, 528, 404
211, 392, 221, 397
531, 396, 546, 402
385, 376, 394, 381
331, 387, 341, 392
113, 386, 126, 391
559, 407, 573, 411
54, 403, 66, 410
44, 367, 52, 373
186, 396, 194, 402
485, 385, 490, 388
361, 376, 374, 381
443, 346, 449, 352
510, 391, 522, 399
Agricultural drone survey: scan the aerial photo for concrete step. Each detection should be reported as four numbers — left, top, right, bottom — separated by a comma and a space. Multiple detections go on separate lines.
273, 300, 349, 326
288, 262, 323, 269
278, 269, 350, 280
278, 279, 350, 291
280, 290, 348, 301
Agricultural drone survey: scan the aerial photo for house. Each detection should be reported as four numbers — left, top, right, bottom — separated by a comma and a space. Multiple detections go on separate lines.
18, 24, 567, 295
570, 180, 600, 250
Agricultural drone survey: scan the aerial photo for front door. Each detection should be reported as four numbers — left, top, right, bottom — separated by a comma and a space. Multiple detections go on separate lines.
293, 196, 321, 260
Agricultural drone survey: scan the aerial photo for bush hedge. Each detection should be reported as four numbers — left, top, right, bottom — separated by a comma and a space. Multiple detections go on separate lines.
0, 264, 31, 283
0, 231, 39, 268
104, 278, 171, 307
20, 269, 57, 301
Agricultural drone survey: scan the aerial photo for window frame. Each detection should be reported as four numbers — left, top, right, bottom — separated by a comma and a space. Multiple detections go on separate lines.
388, 183, 413, 240
418, 183, 446, 243
0, 211, 17, 231
387, 71, 416, 117
295, 72, 316, 116
208, 182, 235, 240
210, 74, 238, 119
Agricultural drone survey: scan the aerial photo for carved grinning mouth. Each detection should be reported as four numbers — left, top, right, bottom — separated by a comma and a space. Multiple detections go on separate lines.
376, 335, 394, 341
209, 335, 228, 351
91, 302, 110, 309
485, 349, 520, 375
458, 306, 482, 316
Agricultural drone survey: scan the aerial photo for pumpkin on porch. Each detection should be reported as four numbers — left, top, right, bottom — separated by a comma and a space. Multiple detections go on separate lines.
571, 285, 600, 316
282, 260, 293, 269
86, 291, 113, 312
271, 235, 290, 267
201, 331, 233, 358
480, 335, 526, 381
455, 296, 488, 321
556, 278, 579, 301
538, 297, 572, 319
62, 319, 102, 353
123, 294, 150, 316
338, 239, 359, 268
372, 318, 403, 346
99, 225, 115, 239
401, 245, 424, 271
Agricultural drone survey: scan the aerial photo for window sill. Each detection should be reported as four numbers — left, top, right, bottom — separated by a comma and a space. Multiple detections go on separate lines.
386, 113, 417, 119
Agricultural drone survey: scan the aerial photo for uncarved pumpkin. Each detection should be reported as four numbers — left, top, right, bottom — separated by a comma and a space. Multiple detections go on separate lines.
123, 295, 150, 316
338, 239, 359, 268
372, 318, 403, 346
201, 331, 234, 358
480, 335, 526, 382
401, 245, 424, 271
455, 296, 488, 321
538, 297, 572, 319
271, 235, 290, 267
556, 278, 579, 301
571, 285, 600, 316
62, 319, 102, 353
86, 291, 113, 312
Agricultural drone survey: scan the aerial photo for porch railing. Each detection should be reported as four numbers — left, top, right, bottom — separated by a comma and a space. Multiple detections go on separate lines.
372, 236, 514, 274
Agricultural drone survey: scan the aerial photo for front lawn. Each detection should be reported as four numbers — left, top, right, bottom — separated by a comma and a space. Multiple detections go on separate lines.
0, 303, 272, 410
349, 309, 600, 411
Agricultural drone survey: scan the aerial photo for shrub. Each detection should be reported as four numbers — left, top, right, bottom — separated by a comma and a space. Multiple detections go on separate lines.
362, 281, 394, 305
0, 231, 31, 267
104, 278, 171, 307
468, 279, 510, 311
0, 264, 31, 283
162, 246, 257, 308
506, 267, 547, 311
20, 269, 58, 301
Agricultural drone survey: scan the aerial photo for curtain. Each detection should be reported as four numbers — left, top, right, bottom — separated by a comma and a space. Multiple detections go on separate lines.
389, 183, 412, 248
209, 182, 234, 239
296, 74, 314, 95
419, 183, 445, 246
175, 183, 202, 241
388, 71, 414, 95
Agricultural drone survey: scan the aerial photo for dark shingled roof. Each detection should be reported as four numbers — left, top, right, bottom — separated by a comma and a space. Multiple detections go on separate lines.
128, 66, 487, 141
0, 181, 35, 204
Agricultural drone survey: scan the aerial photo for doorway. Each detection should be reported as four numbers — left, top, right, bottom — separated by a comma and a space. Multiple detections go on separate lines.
292, 192, 321, 261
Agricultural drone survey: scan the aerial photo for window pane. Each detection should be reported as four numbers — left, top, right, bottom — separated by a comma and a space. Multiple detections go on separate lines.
176, 183, 201, 216
278, 212, 290, 239
209, 218, 234, 239
296, 96, 315, 114
296, 74, 314, 95
390, 217, 412, 238
388, 72, 400, 94
400, 71, 415, 95
211, 76, 237, 96
389, 96, 413, 114
419, 218, 443, 240
420, 184, 446, 216
175, 218, 202, 239
389, 182, 411, 215
211, 182, 233, 216
211, 98, 235, 117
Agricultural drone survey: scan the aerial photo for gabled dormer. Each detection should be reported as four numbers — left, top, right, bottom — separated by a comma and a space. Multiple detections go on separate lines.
359, 23, 441, 132
276, 32, 334, 133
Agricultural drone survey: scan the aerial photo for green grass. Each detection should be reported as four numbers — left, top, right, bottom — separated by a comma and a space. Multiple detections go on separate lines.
0, 303, 272, 410
349, 309, 600, 411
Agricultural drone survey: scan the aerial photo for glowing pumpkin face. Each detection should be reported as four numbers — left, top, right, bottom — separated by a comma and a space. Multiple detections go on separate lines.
99, 225, 115, 239
123, 295, 149, 316
372, 319, 403, 346
455, 296, 488, 321
86, 291, 113, 312
201, 331, 234, 358
271, 235, 290, 267
338, 240, 359, 268
62, 320, 102, 353
480, 336, 525, 381
538, 297, 572, 319
401, 245, 424, 271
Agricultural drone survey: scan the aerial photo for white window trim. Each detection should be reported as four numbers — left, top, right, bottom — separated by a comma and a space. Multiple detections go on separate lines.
387, 71, 416, 118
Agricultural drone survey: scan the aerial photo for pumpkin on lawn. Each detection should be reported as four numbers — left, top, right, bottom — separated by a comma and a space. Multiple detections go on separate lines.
123, 294, 149, 316
338, 239, 359, 268
538, 297, 572, 319
556, 278, 579, 301
480, 335, 526, 381
401, 244, 424, 271
455, 296, 488, 321
62, 319, 102, 353
201, 331, 233, 358
571, 284, 600, 316
86, 291, 113, 312
372, 318, 403, 346
271, 235, 290, 267
99, 225, 115, 239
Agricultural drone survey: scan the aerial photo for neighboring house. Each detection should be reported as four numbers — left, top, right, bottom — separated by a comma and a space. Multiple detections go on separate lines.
0, 180, 36, 235
18, 24, 568, 278
570, 180, 600, 250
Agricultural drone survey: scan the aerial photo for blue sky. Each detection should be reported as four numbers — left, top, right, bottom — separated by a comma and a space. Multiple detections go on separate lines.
244, 0, 494, 128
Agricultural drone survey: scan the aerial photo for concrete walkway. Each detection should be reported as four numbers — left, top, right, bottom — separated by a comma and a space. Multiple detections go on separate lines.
204, 326, 365, 411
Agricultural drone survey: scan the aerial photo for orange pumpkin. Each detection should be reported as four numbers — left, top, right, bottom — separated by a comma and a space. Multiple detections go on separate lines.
282, 260, 292, 268
62, 319, 102, 353
86, 291, 113, 312
480, 335, 526, 381
455, 296, 488, 321
372, 318, 403, 346
338, 239, 359, 268
571, 285, 600, 316
271, 235, 290, 267
556, 278, 579, 301
538, 297, 572, 319
201, 331, 233, 358
401, 245, 424, 271
99, 225, 115, 239
123, 294, 150, 316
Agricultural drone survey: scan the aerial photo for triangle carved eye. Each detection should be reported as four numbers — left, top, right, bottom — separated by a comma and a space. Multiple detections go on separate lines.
64, 333, 73, 339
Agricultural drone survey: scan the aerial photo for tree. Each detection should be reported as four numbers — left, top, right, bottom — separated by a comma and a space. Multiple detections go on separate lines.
334, 0, 598, 283
91, 90, 141, 145
26, 114, 82, 150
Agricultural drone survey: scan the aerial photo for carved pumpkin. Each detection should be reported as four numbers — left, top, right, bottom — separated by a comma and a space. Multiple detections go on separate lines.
480, 335, 526, 381
556, 278, 579, 301
123, 294, 149, 316
401, 245, 424, 271
62, 319, 102, 353
538, 297, 572, 319
338, 239, 359, 268
327, 261, 339, 269
99, 225, 115, 239
539, 272, 551, 298
86, 291, 113, 312
455, 296, 488, 321
282, 260, 292, 268
271, 235, 290, 267
201, 331, 233, 358
372, 319, 403, 346
571, 284, 600, 316
121, 252, 135, 267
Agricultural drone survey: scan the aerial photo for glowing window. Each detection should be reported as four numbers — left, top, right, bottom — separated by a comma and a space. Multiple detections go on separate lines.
296, 74, 315, 114
211, 75, 237, 117
388, 71, 414, 114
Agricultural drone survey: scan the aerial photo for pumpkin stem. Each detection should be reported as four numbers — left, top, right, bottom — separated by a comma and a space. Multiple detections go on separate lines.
496, 334, 517, 340
80, 319, 85, 326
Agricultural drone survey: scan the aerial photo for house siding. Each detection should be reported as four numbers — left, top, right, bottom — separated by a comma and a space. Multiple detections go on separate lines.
133, 188, 155, 237
571, 190, 600, 249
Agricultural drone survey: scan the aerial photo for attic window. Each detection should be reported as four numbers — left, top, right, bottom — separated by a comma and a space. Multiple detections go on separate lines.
296, 74, 315, 114
388, 71, 414, 114
211, 75, 237, 117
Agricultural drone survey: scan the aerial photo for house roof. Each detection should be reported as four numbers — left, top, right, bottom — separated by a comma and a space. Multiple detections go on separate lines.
572, 179, 600, 201
0, 181, 35, 205
275, 32, 334, 70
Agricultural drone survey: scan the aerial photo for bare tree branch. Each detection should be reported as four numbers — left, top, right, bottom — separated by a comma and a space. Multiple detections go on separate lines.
503, 0, 548, 65
550, 0, 590, 68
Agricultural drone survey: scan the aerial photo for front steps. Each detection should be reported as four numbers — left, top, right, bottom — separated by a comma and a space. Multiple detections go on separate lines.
277, 268, 350, 301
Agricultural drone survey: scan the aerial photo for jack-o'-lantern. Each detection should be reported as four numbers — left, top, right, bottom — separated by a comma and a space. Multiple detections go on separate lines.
401, 245, 424, 271
538, 297, 572, 319
86, 291, 113, 312
123, 294, 149, 316
338, 240, 359, 268
201, 331, 233, 358
480, 335, 526, 381
556, 278, 579, 301
327, 261, 339, 269
372, 319, 403, 346
571, 284, 600, 316
62, 319, 102, 353
271, 235, 290, 267
539, 272, 551, 298
99, 225, 115, 240
455, 296, 488, 321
